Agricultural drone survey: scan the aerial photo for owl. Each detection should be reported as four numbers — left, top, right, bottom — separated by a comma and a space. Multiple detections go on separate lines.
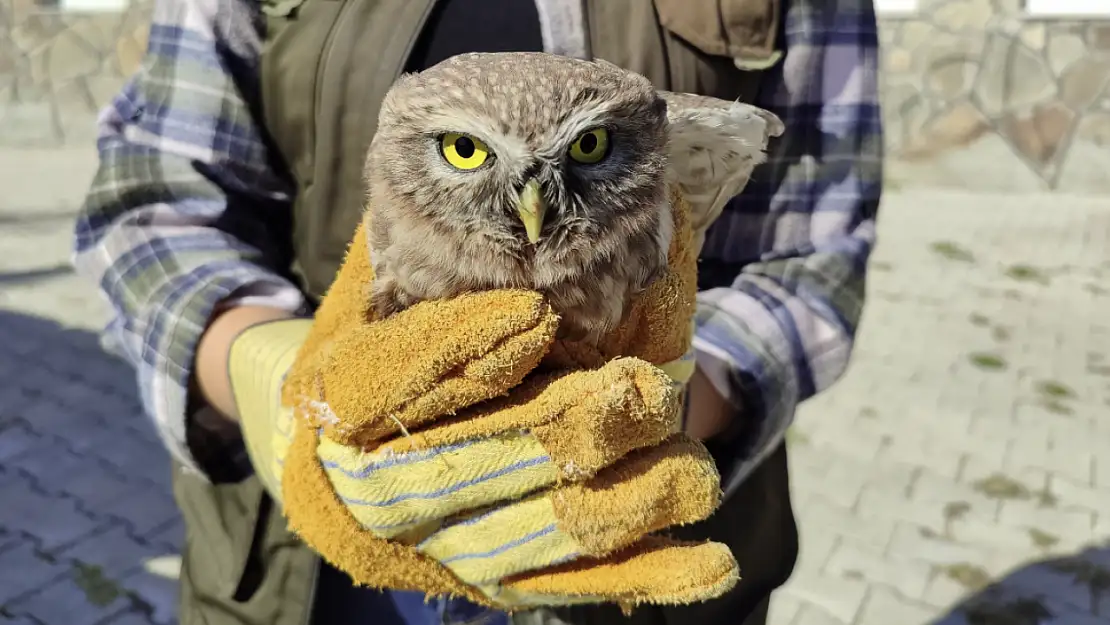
365, 52, 783, 342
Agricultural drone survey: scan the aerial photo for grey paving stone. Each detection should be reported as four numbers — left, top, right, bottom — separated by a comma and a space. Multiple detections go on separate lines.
908, 469, 1003, 520
998, 501, 1096, 545
101, 487, 180, 542
0, 528, 22, 553
27, 412, 122, 460
58, 467, 142, 522
57, 525, 164, 580
886, 522, 1003, 569
7, 571, 132, 625
778, 572, 867, 624
20, 397, 112, 438
766, 593, 803, 625
102, 613, 156, 625
0, 385, 40, 427
142, 519, 184, 553
795, 496, 896, 553
1048, 474, 1110, 518
0, 422, 54, 464
14, 447, 93, 490
922, 573, 973, 611
41, 381, 113, 415
0, 327, 43, 358
118, 571, 177, 625
0, 474, 108, 552
824, 540, 932, 601
854, 586, 937, 625
92, 433, 172, 482
791, 527, 839, 576
137, 464, 174, 498
0, 542, 69, 605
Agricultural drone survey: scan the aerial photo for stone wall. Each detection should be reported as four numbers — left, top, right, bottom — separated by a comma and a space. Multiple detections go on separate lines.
883, 0, 1110, 193
2, 0, 1109, 193
0, 0, 150, 147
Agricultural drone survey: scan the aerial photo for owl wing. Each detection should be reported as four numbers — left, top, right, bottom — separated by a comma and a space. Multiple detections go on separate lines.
659, 91, 784, 239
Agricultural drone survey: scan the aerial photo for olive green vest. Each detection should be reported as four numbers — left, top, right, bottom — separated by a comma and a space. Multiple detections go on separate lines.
172, 2, 797, 624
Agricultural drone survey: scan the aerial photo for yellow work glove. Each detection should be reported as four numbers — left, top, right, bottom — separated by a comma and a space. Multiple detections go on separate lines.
228, 189, 738, 612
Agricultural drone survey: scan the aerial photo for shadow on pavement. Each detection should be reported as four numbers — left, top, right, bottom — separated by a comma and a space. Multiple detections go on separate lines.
931, 542, 1110, 625
0, 307, 182, 625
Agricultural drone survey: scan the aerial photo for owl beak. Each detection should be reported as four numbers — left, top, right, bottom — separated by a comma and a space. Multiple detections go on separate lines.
515, 178, 547, 245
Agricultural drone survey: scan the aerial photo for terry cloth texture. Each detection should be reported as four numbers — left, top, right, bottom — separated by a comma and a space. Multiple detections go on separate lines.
267, 188, 734, 610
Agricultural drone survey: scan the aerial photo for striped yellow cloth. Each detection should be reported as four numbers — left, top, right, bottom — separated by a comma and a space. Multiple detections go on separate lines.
318, 432, 557, 538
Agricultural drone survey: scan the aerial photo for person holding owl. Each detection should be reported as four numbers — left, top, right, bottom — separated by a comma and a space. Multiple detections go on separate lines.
72, 0, 883, 624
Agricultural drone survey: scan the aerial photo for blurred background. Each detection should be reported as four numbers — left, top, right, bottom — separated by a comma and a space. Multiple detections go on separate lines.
0, 0, 1107, 624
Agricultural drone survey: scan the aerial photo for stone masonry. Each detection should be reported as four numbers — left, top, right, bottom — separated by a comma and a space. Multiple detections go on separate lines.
882, 0, 1110, 193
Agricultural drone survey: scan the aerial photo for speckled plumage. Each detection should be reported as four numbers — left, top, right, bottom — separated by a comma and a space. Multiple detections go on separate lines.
364, 52, 783, 342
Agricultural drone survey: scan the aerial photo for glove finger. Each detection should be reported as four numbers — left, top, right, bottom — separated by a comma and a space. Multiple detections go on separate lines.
279, 415, 494, 607
300, 290, 558, 446
493, 536, 738, 610
318, 431, 556, 539
281, 414, 733, 612
379, 357, 681, 478
410, 435, 720, 587
317, 358, 680, 537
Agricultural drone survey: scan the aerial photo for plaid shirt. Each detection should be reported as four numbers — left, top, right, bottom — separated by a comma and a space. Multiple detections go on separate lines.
73, 0, 882, 499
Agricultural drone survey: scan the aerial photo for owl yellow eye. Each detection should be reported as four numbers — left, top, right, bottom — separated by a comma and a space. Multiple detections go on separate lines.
568, 128, 610, 164
440, 132, 490, 170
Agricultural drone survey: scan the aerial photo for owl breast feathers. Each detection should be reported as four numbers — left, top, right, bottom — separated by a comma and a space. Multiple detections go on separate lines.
364, 52, 783, 342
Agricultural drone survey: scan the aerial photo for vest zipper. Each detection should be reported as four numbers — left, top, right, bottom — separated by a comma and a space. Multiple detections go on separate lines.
313, 0, 436, 160
398, 0, 438, 77
311, 0, 353, 157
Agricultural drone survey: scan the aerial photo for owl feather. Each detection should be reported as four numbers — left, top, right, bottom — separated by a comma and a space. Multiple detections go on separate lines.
363, 52, 782, 343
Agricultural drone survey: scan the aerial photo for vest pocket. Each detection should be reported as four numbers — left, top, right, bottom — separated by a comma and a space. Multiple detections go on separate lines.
174, 463, 320, 625
652, 0, 781, 70
173, 469, 267, 599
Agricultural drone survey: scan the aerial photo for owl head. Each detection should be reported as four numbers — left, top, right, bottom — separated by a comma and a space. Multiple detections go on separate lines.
368, 52, 670, 286
364, 51, 783, 334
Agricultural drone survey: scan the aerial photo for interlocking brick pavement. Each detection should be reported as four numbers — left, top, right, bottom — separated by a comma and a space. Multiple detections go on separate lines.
1, 148, 1107, 624
1, 149, 181, 625
769, 189, 1110, 625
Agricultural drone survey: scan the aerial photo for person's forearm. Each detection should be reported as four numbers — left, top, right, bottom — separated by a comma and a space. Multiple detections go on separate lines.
685, 367, 735, 441
195, 305, 296, 421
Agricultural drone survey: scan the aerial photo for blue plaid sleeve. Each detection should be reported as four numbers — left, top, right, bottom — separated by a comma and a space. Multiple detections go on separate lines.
693, 0, 883, 496
71, 0, 304, 477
